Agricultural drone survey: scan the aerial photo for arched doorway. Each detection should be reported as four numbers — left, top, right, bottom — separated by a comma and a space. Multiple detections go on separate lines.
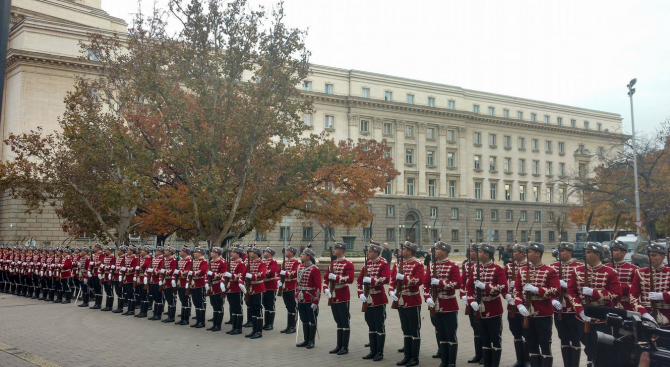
404, 212, 421, 244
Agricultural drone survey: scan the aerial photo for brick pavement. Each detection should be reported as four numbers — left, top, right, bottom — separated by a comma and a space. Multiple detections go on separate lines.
0, 285, 586, 367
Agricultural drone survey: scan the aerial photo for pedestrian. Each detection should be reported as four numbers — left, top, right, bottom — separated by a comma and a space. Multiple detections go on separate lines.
382, 243, 392, 264
147, 247, 164, 320
173, 246, 192, 324
101, 246, 115, 311
497, 245, 504, 261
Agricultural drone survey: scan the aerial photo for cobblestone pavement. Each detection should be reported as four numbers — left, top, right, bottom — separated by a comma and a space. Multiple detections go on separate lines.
0, 284, 586, 367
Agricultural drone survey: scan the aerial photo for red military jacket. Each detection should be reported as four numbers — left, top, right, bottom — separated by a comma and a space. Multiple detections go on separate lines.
60, 255, 73, 279
45, 255, 55, 276
245, 259, 267, 295
513, 263, 560, 317
209, 258, 227, 295
390, 258, 425, 308
460, 260, 473, 298
18, 254, 26, 274
323, 257, 355, 303
139, 255, 152, 284
630, 265, 670, 327
549, 259, 580, 314
566, 262, 622, 323
113, 254, 124, 280
263, 258, 279, 291
296, 262, 322, 305
280, 257, 300, 292
503, 261, 527, 312
466, 260, 507, 318
177, 256, 192, 288
54, 255, 61, 278
357, 256, 390, 307
162, 255, 177, 289
608, 261, 638, 311
191, 257, 208, 289
80, 256, 92, 280
149, 255, 163, 284
92, 251, 105, 277
123, 255, 139, 284
102, 255, 114, 282
226, 258, 246, 294
423, 257, 460, 313
25, 254, 34, 274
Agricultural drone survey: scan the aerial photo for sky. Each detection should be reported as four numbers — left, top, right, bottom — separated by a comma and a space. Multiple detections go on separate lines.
102, 0, 670, 136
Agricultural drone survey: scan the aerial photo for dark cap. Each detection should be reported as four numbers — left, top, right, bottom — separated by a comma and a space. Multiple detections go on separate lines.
211, 247, 223, 255
247, 246, 262, 256
232, 247, 245, 255
403, 241, 418, 253
180, 247, 192, 255
479, 243, 496, 256
164, 246, 175, 254
435, 241, 451, 252
647, 242, 668, 255
610, 240, 628, 252
286, 246, 297, 255
154, 247, 164, 253
513, 243, 527, 252
93, 243, 102, 249
526, 241, 545, 253
334, 242, 347, 250
368, 242, 382, 253
127, 245, 137, 253
264, 247, 276, 256
584, 242, 604, 255
302, 248, 316, 258
194, 246, 206, 254
557, 242, 575, 252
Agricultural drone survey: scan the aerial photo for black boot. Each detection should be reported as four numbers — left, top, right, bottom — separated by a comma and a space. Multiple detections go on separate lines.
78, 293, 90, 307
243, 308, 252, 327
511, 340, 525, 367
101, 296, 114, 311
447, 343, 458, 367
31, 287, 39, 299
194, 309, 206, 328
337, 329, 350, 355
306, 323, 316, 349
124, 300, 135, 316
46, 289, 54, 302
263, 311, 274, 330
570, 348, 581, 367
280, 313, 292, 333
229, 314, 243, 335
491, 348, 502, 367
481, 349, 492, 367
296, 322, 310, 347
540, 356, 552, 367
178, 308, 190, 325
90, 295, 102, 309
330, 329, 343, 354
529, 354, 542, 367
54, 290, 62, 303
468, 337, 483, 363
560, 347, 571, 367
152, 303, 164, 321
406, 338, 420, 367
285, 313, 296, 334
396, 337, 412, 366
439, 342, 449, 367
208, 312, 221, 331
62, 291, 71, 304
163, 305, 175, 323
136, 302, 148, 318
374, 333, 386, 361
113, 298, 125, 313
245, 317, 257, 336
250, 316, 263, 339
363, 333, 377, 359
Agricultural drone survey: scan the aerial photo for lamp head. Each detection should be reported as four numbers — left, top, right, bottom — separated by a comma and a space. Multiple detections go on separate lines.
627, 78, 637, 89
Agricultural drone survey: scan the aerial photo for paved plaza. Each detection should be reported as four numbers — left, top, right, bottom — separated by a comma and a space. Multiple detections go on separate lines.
0, 279, 587, 367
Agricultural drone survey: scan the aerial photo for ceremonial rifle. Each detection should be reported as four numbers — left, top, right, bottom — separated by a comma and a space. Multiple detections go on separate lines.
510, 217, 522, 318
474, 216, 484, 322
557, 217, 563, 321
244, 245, 251, 302
465, 223, 473, 316
583, 210, 594, 334
523, 220, 536, 329
429, 244, 437, 318
391, 245, 403, 310
328, 241, 335, 308
362, 243, 369, 312
206, 241, 213, 297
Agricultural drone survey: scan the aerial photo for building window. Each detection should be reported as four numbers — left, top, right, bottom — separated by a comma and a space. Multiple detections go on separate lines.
531, 160, 539, 175
476, 209, 483, 220
302, 227, 313, 241
427, 127, 436, 140
447, 152, 456, 168
504, 158, 511, 173
507, 230, 514, 242
386, 205, 395, 217
430, 206, 438, 218
491, 209, 498, 221
506, 210, 513, 221
303, 113, 313, 127
598, 146, 604, 157
488, 106, 495, 116
503, 109, 510, 118
518, 137, 526, 150
428, 180, 436, 197
474, 132, 482, 145
559, 187, 566, 204
557, 117, 563, 126
489, 156, 497, 171
546, 187, 553, 203
303, 81, 312, 91
519, 185, 526, 201
533, 185, 540, 202
489, 134, 497, 147
428, 97, 435, 107
384, 178, 392, 194
406, 178, 415, 196
384, 91, 392, 101
493, 230, 499, 242
558, 142, 565, 154
521, 231, 528, 242
363, 228, 371, 240
519, 159, 526, 174
280, 226, 290, 240
535, 231, 542, 242
451, 208, 459, 219
520, 211, 527, 222
476, 230, 483, 242
531, 113, 537, 122
427, 151, 435, 166
473, 104, 480, 114
325, 83, 333, 94
559, 163, 565, 176
584, 121, 590, 129
387, 228, 395, 240
490, 183, 497, 200
475, 182, 482, 199
325, 115, 334, 129
384, 148, 392, 159
532, 139, 539, 151
451, 229, 459, 241
407, 94, 414, 104
406, 125, 414, 137
474, 155, 482, 170
597, 123, 602, 131
571, 119, 576, 127
449, 181, 456, 198
518, 111, 524, 120
546, 162, 553, 175
384, 123, 393, 135
578, 144, 585, 154
504, 135, 511, 148
447, 130, 455, 142
405, 149, 414, 164
546, 140, 552, 153
505, 184, 511, 201
256, 231, 267, 241
549, 231, 555, 242
448, 100, 455, 110
544, 115, 550, 124
548, 212, 554, 222
561, 231, 568, 242
360, 120, 369, 133
361, 87, 370, 98
535, 211, 542, 222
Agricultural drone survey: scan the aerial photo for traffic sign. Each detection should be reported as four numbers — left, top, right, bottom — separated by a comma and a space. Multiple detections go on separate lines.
634, 220, 644, 229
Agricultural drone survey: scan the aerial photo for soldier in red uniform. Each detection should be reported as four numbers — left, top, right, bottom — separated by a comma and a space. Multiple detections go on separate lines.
112, 246, 127, 313
189, 246, 208, 328
295, 248, 321, 349
630, 241, 670, 349
423, 241, 460, 367
89, 244, 105, 309
1, 245, 8, 293
608, 239, 638, 311
24, 246, 34, 298
147, 247, 164, 320
513, 242, 560, 367
466, 243, 507, 367
135, 246, 153, 318
244, 246, 267, 339
358, 241, 390, 361
160, 246, 178, 322
389, 241, 425, 367
279, 246, 300, 334
503, 243, 528, 367
31, 246, 41, 299
549, 242, 582, 367
323, 242, 355, 356
100, 246, 116, 311
53, 248, 63, 302
174, 247, 193, 325
224, 246, 247, 335
261, 247, 279, 331
459, 245, 482, 363
121, 245, 140, 316
37, 248, 47, 300
205, 246, 227, 331
77, 248, 92, 307
566, 242, 622, 367
59, 248, 74, 304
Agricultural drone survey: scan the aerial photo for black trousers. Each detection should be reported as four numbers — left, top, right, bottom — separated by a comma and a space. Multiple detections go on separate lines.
177, 287, 191, 308
434, 311, 458, 344
89, 276, 101, 296
246, 293, 263, 320
103, 282, 113, 299
523, 316, 553, 357
282, 290, 297, 314
331, 301, 350, 329
578, 322, 611, 363
262, 290, 277, 312
60, 277, 72, 294
149, 284, 162, 305
123, 282, 134, 301
80, 281, 89, 299
138, 285, 148, 305
364, 305, 386, 333
163, 287, 176, 307
46, 277, 53, 291
134, 284, 142, 303
479, 315, 502, 350
113, 281, 123, 302
191, 287, 206, 310
228, 292, 243, 316
555, 312, 581, 348
54, 277, 62, 291
468, 311, 480, 337
210, 292, 224, 313
398, 306, 421, 338
508, 311, 524, 339
298, 302, 317, 324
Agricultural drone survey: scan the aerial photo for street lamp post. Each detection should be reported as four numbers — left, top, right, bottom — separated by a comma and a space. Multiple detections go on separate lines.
627, 78, 642, 236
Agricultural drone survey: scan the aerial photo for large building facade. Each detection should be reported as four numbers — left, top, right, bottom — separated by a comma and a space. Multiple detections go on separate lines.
0, 1, 624, 253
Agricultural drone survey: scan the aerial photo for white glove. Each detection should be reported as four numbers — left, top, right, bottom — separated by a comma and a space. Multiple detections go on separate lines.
311, 303, 317, 311
277, 280, 283, 287
135, 266, 139, 271
517, 304, 530, 317
470, 302, 480, 312
49, 271, 53, 276
173, 270, 179, 275
475, 280, 486, 290
642, 313, 661, 327
360, 294, 367, 303
239, 284, 247, 294
280, 270, 286, 276
389, 291, 399, 302
207, 271, 213, 276
579, 310, 591, 323
187, 271, 193, 276
143, 278, 148, 285
461, 295, 468, 305
147, 268, 153, 273
100, 264, 105, 268
560, 280, 568, 289
395, 273, 405, 281
431, 278, 440, 286
649, 292, 665, 301
160, 269, 165, 274
219, 283, 226, 292
524, 284, 539, 295
159, 281, 163, 286
171, 280, 176, 288
328, 273, 337, 280
426, 298, 435, 307
185, 283, 189, 289
40, 271, 44, 276
133, 277, 137, 282
245, 273, 252, 279
324, 289, 332, 298
111, 265, 116, 270
205, 283, 210, 291
121, 267, 126, 272
363, 276, 371, 284
30, 262, 33, 266
224, 272, 232, 278
23, 262, 26, 265
552, 299, 562, 311
119, 275, 123, 282
87, 271, 92, 277
582, 287, 594, 297
505, 293, 515, 306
